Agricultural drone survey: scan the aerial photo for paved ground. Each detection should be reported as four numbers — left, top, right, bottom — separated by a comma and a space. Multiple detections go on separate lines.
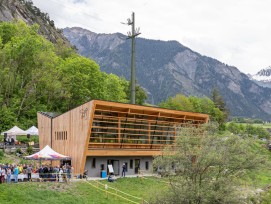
78, 173, 157, 181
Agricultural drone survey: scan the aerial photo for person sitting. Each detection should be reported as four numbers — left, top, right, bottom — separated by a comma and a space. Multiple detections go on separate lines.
108, 173, 116, 182
83, 169, 88, 179
11, 138, 15, 146
4, 137, 8, 145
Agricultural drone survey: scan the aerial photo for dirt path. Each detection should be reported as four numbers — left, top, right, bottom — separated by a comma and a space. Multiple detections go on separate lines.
3, 153, 21, 164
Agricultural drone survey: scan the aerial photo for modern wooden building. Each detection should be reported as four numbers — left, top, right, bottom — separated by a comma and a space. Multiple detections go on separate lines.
38, 100, 209, 177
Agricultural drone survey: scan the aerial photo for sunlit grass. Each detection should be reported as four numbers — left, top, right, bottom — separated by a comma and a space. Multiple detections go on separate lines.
0, 177, 167, 204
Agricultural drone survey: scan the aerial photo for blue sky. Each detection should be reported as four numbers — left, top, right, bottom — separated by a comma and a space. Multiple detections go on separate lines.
32, 0, 271, 74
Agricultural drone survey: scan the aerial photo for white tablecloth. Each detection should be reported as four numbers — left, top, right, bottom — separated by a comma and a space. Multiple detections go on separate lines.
4, 173, 40, 180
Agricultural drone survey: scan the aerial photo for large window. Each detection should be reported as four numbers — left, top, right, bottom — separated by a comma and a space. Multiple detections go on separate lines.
145, 161, 149, 170
130, 159, 133, 169
89, 105, 207, 149
92, 158, 96, 168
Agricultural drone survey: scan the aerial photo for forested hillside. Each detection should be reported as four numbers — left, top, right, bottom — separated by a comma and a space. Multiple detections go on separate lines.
0, 21, 146, 133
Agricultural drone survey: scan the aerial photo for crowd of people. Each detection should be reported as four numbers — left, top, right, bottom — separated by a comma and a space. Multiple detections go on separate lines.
0, 163, 74, 183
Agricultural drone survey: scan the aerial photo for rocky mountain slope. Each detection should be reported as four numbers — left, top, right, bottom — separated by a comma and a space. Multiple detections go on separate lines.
0, 0, 69, 44
63, 27, 271, 120
249, 66, 271, 88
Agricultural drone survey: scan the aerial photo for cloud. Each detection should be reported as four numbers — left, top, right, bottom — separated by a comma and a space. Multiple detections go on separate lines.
72, 0, 86, 3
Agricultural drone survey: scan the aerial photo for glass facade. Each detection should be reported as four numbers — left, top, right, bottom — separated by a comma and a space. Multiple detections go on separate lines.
89, 105, 206, 150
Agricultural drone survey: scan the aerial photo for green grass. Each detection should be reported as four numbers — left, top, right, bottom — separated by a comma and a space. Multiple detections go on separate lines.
1, 139, 271, 203
0, 177, 167, 204
244, 140, 271, 188
236, 123, 271, 129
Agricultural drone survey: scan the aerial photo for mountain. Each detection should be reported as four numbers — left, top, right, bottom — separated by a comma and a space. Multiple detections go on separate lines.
0, 0, 70, 45
63, 27, 271, 120
249, 66, 271, 88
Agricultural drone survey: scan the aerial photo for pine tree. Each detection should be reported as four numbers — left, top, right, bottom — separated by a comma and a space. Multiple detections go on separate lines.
211, 88, 229, 125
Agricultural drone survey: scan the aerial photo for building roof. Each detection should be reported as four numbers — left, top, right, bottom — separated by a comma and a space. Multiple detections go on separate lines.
38, 99, 209, 120
38, 112, 61, 119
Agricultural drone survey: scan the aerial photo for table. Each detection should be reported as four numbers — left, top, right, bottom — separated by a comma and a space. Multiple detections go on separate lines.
5, 173, 40, 181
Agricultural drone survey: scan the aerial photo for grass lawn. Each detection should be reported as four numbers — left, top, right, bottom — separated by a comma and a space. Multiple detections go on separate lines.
0, 177, 168, 204
236, 123, 271, 129
1, 139, 271, 203
250, 123, 271, 129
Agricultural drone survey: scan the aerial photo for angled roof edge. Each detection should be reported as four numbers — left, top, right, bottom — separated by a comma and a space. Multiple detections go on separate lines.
38, 99, 209, 120
92, 99, 209, 118
38, 112, 61, 119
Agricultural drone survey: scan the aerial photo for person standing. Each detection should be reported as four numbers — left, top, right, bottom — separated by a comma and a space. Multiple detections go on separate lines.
1, 167, 6, 183
27, 165, 32, 182
70, 165, 74, 181
59, 167, 63, 182
13, 165, 19, 183
43, 165, 49, 181
122, 163, 126, 177
66, 165, 71, 181
0, 167, 2, 184
7, 168, 11, 184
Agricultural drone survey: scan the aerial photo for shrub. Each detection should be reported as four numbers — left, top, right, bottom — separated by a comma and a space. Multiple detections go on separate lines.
26, 146, 33, 155
16, 148, 22, 154
0, 150, 4, 158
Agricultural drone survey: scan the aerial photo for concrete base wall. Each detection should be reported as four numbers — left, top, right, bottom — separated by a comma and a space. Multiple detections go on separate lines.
85, 156, 153, 177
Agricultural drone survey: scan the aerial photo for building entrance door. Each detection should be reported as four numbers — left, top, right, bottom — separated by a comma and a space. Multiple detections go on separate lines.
135, 159, 140, 174
107, 160, 120, 175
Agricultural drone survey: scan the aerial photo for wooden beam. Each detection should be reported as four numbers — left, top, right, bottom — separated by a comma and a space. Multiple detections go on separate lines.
86, 149, 163, 156
80, 102, 96, 174
118, 116, 121, 143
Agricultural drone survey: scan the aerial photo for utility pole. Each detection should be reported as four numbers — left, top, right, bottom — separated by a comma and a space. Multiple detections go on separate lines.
122, 12, 141, 104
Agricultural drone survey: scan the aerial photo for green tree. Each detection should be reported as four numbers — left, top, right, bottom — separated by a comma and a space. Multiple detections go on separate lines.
159, 94, 194, 111
0, 21, 136, 130
102, 73, 127, 103
159, 94, 225, 128
123, 81, 148, 105
211, 88, 229, 122
227, 122, 241, 134
152, 124, 269, 204
58, 56, 104, 109
0, 20, 62, 128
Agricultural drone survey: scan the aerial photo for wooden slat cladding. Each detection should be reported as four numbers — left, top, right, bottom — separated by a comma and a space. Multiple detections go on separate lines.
87, 149, 163, 156
38, 100, 209, 174
38, 101, 94, 174
89, 101, 209, 150
37, 113, 52, 149
52, 101, 94, 174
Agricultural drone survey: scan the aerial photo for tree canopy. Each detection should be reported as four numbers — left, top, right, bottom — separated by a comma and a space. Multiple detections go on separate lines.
159, 94, 225, 128
227, 122, 270, 139
0, 21, 147, 132
152, 124, 269, 203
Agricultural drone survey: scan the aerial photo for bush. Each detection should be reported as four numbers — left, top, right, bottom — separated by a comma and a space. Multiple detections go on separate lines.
26, 146, 33, 155
17, 136, 39, 144
17, 136, 29, 144
0, 150, 4, 158
16, 148, 22, 154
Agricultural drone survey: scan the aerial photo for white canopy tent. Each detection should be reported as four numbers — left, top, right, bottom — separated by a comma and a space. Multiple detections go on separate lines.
26, 126, 39, 136
24, 145, 71, 160
1, 126, 27, 141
